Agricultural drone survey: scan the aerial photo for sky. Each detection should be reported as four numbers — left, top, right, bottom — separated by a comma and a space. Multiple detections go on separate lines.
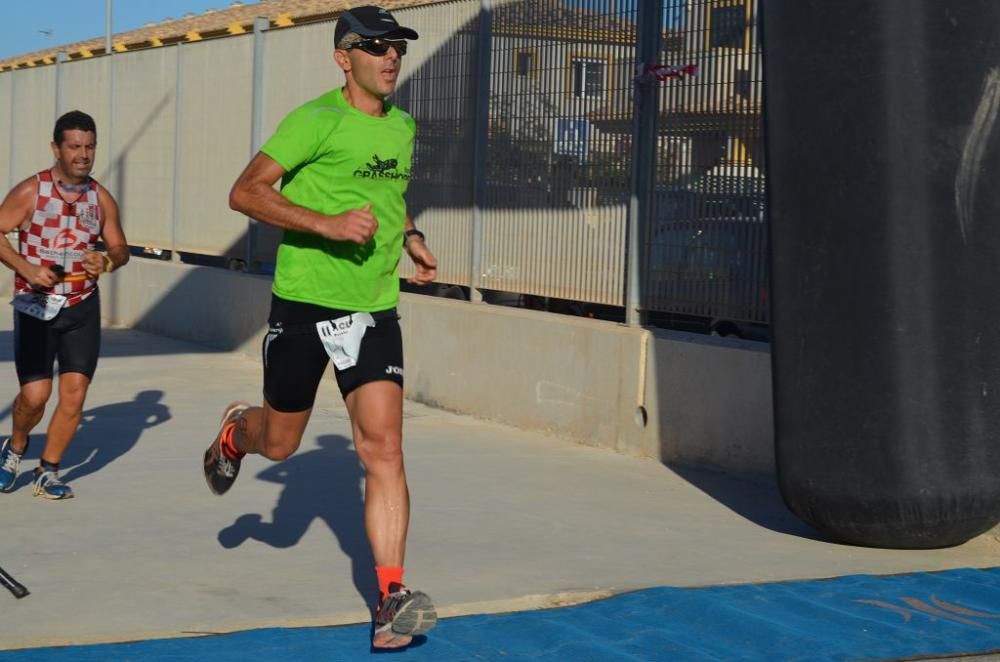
1, 0, 677, 62
0, 1, 265, 60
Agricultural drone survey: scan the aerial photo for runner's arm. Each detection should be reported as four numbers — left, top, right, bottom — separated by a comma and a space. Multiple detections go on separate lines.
90, 187, 129, 275
230, 152, 377, 245
403, 214, 437, 285
0, 178, 59, 288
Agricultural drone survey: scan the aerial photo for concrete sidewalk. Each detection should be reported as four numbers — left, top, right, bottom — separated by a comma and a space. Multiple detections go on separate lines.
0, 313, 997, 651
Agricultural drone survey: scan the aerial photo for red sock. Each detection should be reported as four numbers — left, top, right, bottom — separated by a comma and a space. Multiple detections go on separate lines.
375, 566, 404, 600
220, 423, 245, 460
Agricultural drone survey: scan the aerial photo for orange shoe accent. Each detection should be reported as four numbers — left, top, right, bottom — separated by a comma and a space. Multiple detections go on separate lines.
220, 422, 244, 460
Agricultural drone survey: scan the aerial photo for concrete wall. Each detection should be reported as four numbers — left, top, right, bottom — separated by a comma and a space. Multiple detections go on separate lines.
96, 259, 775, 475
100, 258, 272, 357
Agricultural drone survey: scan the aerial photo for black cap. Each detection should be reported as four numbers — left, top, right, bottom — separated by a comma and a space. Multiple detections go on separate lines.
335, 6, 419, 47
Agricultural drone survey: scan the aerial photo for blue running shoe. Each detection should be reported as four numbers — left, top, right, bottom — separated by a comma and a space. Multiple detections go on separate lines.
32, 468, 73, 500
0, 439, 24, 493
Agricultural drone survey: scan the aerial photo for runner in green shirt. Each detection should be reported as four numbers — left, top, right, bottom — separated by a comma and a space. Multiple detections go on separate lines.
201, 6, 438, 649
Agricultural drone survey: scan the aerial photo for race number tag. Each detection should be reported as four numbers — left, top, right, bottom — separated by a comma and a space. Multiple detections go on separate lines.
316, 313, 376, 370
10, 292, 67, 321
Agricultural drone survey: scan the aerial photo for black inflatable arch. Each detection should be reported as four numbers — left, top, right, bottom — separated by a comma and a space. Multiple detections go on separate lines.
762, 0, 1000, 548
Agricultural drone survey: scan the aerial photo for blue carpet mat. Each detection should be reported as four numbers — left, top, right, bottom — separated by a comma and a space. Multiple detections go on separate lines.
4, 567, 1000, 661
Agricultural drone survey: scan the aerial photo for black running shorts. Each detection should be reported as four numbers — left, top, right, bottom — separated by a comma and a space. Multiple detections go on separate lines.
14, 291, 101, 384
262, 294, 404, 412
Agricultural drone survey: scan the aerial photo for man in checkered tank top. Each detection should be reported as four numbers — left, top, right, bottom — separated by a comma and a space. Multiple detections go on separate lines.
0, 110, 129, 500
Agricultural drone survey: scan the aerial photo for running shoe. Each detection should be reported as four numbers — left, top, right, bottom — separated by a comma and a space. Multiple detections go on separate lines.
0, 438, 23, 493
203, 401, 249, 496
32, 468, 73, 500
372, 583, 437, 649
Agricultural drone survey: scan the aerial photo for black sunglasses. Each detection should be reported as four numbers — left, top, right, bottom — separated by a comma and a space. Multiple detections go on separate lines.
348, 38, 407, 57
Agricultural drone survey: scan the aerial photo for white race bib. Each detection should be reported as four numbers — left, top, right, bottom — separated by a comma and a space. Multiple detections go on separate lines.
11, 291, 67, 321
316, 313, 376, 370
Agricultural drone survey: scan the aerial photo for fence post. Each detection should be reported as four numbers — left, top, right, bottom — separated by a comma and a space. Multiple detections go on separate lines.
105, 49, 120, 324
55, 51, 68, 118
105, 0, 113, 57
171, 44, 184, 261
470, 0, 493, 304
245, 16, 269, 272
107, 50, 119, 201
625, 0, 663, 326
7, 71, 15, 193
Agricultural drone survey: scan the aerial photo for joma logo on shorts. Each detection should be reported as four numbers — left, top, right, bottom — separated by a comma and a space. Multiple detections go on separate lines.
385, 366, 403, 376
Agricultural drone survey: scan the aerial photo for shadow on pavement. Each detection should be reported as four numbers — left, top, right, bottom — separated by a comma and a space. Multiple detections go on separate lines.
0, 390, 170, 492
668, 464, 826, 541
218, 434, 378, 609
62, 390, 172, 484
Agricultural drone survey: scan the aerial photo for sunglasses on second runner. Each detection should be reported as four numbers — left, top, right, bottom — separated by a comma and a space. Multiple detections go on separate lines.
347, 38, 408, 57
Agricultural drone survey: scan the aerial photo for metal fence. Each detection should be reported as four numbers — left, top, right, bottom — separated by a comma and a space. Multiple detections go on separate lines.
0, 0, 767, 327
647, 0, 767, 325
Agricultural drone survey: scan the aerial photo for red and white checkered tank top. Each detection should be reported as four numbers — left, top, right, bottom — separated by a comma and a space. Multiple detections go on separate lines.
15, 170, 102, 307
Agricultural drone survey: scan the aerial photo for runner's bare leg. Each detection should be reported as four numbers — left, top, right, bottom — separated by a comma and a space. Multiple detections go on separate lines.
346, 380, 409, 567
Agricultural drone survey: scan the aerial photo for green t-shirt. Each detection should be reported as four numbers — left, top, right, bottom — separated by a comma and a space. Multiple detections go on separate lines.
261, 87, 416, 311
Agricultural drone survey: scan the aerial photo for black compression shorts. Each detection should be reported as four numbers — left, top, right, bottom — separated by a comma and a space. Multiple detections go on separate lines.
14, 291, 101, 384
262, 294, 404, 412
